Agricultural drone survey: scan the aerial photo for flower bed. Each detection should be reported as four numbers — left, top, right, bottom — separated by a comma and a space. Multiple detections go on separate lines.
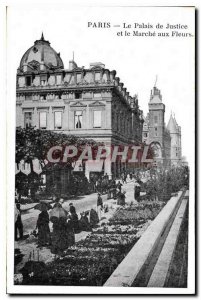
109, 201, 164, 225
76, 233, 138, 249
20, 200, 165, 286
92, 224, 138, 235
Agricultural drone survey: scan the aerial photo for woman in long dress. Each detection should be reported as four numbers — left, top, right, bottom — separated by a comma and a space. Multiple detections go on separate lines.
36, 210, 50, 247
51, 217, 69, 254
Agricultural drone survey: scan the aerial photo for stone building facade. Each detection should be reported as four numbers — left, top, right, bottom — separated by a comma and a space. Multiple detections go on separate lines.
142, 86, 182, 167
16, 34, 144, 181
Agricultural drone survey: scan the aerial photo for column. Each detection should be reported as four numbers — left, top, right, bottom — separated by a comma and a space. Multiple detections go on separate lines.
63, 104, 69, 130
85, 105, 90, 129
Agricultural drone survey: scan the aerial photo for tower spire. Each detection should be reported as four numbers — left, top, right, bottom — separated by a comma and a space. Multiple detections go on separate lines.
41, 32, 44, 41
154, 75, 158, 87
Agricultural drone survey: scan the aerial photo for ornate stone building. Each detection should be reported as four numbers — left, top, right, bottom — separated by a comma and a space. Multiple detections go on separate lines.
142, 86, 182, 167
16, 34, 143, 180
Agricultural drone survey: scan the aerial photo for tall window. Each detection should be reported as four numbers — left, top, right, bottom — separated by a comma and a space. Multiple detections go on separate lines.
39, 112, 47, 129
93, 110, 102, 128
75, 111, 83, 128
154, 116, 158, 124
24, 112, 32, 128
26, 76, 32, 86
54, 111, 62, 129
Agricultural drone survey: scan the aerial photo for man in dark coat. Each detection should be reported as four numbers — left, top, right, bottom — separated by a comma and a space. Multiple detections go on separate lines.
15, 203, 23, 241
134, 182, 141, 201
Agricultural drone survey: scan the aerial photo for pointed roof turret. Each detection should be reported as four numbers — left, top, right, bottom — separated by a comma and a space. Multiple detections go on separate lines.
167, 113, 178, 133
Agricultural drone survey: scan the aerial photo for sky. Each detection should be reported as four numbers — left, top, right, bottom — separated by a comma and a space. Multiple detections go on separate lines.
7, 5, 195, 163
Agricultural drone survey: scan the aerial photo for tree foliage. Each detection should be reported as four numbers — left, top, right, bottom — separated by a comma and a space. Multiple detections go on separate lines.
16, 126, 100, 167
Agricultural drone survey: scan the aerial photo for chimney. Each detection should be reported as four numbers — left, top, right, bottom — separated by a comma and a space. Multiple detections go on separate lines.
69, 60, 77, 70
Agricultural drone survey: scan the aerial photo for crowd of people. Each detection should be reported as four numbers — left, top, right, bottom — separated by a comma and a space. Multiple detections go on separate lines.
15, 166, 189, 254
14, 171, 142, 249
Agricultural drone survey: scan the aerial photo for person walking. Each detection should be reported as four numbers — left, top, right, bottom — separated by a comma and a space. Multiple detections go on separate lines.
97, 193, 103, 220
119, 191, 126, 206
111, 180, 117, 199
69, 203, 79, 233
15, 202, 23, 241
134, 181, 141, 201
36, 209, 50, 247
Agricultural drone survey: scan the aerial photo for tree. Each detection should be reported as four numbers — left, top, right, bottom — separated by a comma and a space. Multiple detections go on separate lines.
15, 126, 101, 199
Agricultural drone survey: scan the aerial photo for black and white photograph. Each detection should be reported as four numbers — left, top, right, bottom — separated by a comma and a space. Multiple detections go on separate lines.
5, 2, 195, 295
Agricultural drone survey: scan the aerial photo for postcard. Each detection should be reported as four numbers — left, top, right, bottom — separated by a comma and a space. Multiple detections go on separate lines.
6, 3, 195, 295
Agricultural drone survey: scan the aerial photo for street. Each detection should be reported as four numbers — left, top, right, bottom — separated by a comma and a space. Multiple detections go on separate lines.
21, 179, 136, 235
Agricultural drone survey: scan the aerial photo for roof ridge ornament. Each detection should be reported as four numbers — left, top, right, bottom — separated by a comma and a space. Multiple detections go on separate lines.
41, 32, 44, 41
154, 75, 158, 87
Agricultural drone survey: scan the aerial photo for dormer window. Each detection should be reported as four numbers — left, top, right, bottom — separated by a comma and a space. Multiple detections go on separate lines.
95, 72, 100, 81
41, 75, 47, 86
33, 47, 38, 53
